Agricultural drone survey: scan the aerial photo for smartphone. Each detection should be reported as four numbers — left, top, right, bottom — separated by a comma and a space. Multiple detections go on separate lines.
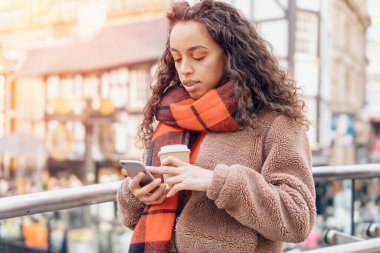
119, 160, 155, 187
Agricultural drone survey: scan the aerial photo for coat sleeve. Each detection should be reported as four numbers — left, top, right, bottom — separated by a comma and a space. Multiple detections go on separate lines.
206, 114, 316, 243
116, 177, 146, 229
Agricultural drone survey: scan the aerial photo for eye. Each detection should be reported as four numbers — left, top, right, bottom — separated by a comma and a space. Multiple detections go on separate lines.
193, 57, 205, 62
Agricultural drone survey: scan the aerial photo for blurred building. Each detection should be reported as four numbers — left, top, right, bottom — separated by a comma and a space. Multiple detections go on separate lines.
227, 0, 370, 166
0, 0, 171, 184
0, 0, 373, 185
329, 0, 370, 165
365, 0, 380, 163
221, 0, 318, 148
0, 53, 9, 137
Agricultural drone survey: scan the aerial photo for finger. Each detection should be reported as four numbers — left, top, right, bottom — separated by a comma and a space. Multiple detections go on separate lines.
161, 156, 187, 167
145, 166, 160, 172
144, 184, 166, 203
154, 191, 167, 204
166, 175, 185, 187
156, 192, 167, 203
146, 166, 165, 174
128, 172, 145, 191
166, 183, 185, 198
139, 178, 162, 195
148, 166, 179, 176
145, 193, 166, 205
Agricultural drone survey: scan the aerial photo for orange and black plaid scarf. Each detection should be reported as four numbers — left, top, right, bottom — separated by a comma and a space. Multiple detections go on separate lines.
129, 80, 239, 253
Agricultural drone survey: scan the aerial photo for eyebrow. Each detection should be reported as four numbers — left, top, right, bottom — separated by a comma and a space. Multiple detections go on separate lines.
170, 45, 208, 52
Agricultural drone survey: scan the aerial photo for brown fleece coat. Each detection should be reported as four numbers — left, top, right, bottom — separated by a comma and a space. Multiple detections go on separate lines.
117, 111, 316, 253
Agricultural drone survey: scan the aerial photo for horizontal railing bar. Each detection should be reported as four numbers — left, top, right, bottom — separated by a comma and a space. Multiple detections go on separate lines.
1, 163, 380, 220
312, 163, 380, 181
323, 229, 362, 245
302, 237, 380, 253
0, 181, 121, 220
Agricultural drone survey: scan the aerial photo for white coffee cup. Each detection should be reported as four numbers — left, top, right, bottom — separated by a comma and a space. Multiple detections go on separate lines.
158, 144, 191, 182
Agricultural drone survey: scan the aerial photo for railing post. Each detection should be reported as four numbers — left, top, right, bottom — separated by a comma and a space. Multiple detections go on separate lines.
351, 178, 355, 236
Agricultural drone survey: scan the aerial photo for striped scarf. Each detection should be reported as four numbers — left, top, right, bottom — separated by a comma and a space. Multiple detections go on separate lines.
129, 80, 239, 253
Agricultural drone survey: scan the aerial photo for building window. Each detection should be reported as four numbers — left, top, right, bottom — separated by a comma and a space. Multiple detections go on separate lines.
296, 11, 318, 57
109, 68, 129, 109
46, 75, 60, 114
126, 114, 143, 158
297, 0, 320, 11
82, 76, 99, 102
0, 75, 5, 136
252, 0, 287, 21
128, 66, 151, 111
303, 96, 318, 149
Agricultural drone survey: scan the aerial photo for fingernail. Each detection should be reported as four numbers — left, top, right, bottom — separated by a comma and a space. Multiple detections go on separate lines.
155, 178, 161, 183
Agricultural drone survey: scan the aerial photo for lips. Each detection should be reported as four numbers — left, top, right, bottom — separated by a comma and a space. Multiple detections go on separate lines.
182, 80, 199, 93
182, 80, 199, 87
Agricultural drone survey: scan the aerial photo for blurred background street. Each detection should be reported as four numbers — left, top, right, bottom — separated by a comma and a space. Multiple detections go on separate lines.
0, 0, 379, 252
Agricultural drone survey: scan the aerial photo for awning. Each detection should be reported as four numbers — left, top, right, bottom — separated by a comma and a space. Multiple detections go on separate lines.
17, 18, 167, 77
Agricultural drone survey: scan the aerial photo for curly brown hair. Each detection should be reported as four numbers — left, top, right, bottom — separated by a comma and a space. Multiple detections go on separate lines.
138, 0, 309, 148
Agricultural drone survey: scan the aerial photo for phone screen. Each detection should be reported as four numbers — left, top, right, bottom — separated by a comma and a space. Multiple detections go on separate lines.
119, 160, 155, 186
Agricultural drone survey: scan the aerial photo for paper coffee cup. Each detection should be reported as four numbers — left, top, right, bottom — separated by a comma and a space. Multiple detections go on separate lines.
158, 144, 191, 182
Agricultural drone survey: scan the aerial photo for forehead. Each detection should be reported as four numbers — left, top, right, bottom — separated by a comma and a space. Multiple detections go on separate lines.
169, 21, 215, 49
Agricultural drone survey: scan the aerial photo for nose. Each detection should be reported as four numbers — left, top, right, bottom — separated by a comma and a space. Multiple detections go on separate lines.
179, 59, 193, 76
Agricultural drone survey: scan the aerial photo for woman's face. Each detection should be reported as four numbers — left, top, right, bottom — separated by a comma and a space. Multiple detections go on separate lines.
170, 21, 225, 100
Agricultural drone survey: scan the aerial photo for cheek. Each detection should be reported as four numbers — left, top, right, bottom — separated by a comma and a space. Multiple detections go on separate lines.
216, 61, 225, 77
202, 57, 224, 77
208, 59, 225, 84
174, 62, 179, 71
174, 64, 181, 79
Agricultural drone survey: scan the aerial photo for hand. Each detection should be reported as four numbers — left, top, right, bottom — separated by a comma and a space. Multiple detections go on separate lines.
148, 156, 213, 198
128, 172, 166, 205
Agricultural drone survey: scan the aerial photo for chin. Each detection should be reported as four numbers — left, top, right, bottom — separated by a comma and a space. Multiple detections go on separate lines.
189, 93, 201, 100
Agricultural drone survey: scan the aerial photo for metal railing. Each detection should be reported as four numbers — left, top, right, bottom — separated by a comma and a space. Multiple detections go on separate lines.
0, 181, 121, 220
1, 164, 380, 252
2, 163, 380, 220
312, 163, 380, 180
365, 223, 380, 238
323, 229, 362, 245
303, 237, 380, 253
313, 163, 380, 239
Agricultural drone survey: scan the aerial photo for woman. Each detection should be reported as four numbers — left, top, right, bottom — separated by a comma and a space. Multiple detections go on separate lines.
117, 1, 316, 252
